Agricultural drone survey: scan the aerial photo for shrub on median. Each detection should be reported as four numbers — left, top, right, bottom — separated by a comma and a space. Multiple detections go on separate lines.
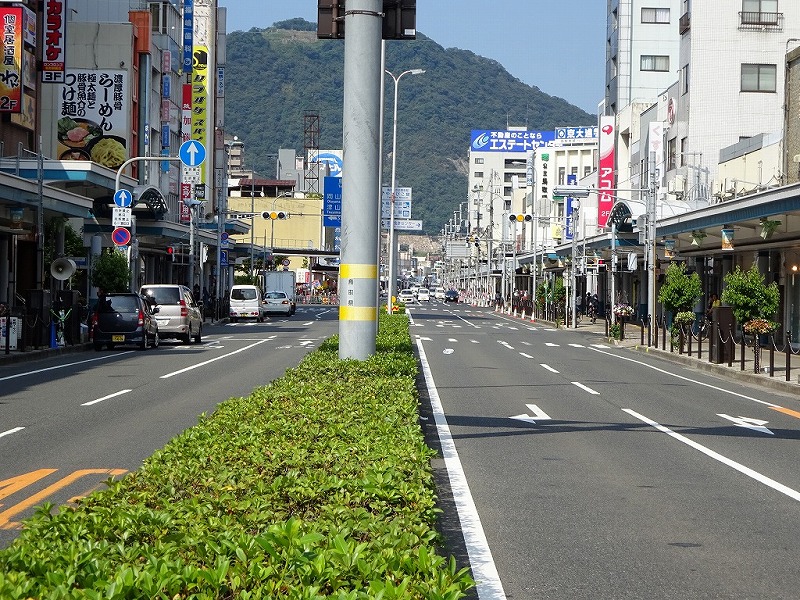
0, 313, 474, 599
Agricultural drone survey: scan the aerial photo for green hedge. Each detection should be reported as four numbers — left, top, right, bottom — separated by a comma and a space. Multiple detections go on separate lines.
0, 314, 474, 599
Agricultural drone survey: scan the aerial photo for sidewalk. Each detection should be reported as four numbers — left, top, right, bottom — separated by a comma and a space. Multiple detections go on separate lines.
498, 307, 800, 396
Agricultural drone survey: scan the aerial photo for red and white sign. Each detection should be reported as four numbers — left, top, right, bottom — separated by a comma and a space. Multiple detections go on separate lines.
597, 115, 616, 228
667, 97, 676, 125
42, 0, 66, 83
0, 8, 23, 113
180, 182, 192, 223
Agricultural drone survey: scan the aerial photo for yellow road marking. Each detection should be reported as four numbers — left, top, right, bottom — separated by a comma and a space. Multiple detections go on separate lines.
0, 468, 127, 529
771, 406, 800, 420
0, 469, 57, 504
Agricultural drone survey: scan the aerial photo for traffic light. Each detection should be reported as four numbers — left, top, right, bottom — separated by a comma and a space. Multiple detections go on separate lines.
598, 259, 606, 273
262, 211, 289, 220
166, 245, 175, 260
508, 214, 532, 223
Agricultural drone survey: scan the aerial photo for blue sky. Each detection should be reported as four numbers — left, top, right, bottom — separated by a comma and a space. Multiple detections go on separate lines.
218, 1, 607, 114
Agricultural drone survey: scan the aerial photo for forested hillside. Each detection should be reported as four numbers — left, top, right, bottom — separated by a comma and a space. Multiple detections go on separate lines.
225, 18, 594, 234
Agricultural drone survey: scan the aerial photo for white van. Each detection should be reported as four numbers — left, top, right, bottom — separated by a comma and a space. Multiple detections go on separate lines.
229, 285, 265, 322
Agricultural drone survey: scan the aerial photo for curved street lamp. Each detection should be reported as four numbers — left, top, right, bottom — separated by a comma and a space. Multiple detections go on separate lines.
385, 67, 425, 313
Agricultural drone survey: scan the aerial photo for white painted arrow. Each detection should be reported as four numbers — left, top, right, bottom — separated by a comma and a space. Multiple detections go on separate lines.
510, 403, 552, 425
718, 414, 774, 435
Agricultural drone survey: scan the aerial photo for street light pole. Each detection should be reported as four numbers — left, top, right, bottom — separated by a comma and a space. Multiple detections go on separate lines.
385, 67, 425, 314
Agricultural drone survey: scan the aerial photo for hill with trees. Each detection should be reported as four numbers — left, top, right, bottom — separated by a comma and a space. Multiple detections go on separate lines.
224, 19, 595, 235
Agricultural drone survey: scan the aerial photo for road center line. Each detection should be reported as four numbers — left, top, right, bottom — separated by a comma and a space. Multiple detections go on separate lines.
160, 339, 271, 379
415, 338, 507, 600
519, 352, 534, 359
0, 427, 24, 439
81, 389, 132, 406
624, 408, 800, 502
540, 364, 559, 373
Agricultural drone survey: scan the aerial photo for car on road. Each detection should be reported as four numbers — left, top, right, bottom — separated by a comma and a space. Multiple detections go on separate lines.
444, 289, 459, 302
417, 287, 431, 301
91, 292, 160, 351
434, 287, 446, 300
140, 284, 202, 344
398, 289, 416, 304
263, 290, 294, 316
229, 285, 265, 322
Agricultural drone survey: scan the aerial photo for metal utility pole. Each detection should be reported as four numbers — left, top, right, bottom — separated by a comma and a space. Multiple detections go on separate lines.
339, 0, 382, 359
648, 150, 657, 332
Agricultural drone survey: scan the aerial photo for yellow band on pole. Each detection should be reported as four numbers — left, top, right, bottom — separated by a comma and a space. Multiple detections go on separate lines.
339, 306, 379, 321
339, 263, 378, 279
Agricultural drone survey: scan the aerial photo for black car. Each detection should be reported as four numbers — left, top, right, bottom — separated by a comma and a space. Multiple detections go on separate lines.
91, 292, 160, 351
444, 289, 459, 302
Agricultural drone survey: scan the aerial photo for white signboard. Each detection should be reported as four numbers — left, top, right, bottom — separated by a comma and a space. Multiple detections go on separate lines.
381, 219, 422, 231
381, 201, 412, 220
182, 165, 201, 184
0, 317, 19, 349
381, 186, 412, 201
112, 206, 132, 227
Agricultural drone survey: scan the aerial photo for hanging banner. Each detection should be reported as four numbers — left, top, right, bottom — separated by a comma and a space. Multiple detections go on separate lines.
721, 228, 734, 250
0, 7, 23, 113
565, 173, 577, 240
597, 115, 615, 228
663, 239, 675, 258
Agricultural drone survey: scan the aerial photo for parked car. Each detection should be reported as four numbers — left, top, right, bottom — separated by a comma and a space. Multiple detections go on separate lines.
229, 285, 265, 322
263, 290, 294, 316
91, 292, 159, 351
398, 289, 416, 304
417, 287, 431, 301
444, 289, 459, 302
140, 284, 202, 344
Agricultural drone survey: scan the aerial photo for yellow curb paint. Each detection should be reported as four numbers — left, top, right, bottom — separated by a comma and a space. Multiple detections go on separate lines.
339, 306, 379, 321
339, 264, 377, 279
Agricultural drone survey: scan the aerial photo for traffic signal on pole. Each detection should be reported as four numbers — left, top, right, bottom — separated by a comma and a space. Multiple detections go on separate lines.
262, 211, 289, 220
509, 214, 532, 223
166, 245, 175, 260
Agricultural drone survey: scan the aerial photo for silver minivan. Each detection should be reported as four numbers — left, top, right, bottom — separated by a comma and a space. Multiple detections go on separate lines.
140, 284, 203, 344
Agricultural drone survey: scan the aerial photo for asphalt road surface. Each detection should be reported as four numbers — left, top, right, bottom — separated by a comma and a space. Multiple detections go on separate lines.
411, 301, 800, 600
0, 306, 338, 548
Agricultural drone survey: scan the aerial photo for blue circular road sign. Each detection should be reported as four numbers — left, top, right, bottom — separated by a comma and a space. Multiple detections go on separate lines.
113, 189, 133, 208
179, 140, 206, 167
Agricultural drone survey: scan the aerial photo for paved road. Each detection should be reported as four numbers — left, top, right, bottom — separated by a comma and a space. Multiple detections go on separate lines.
411, 301, 800, 599
0, 306, 338, 548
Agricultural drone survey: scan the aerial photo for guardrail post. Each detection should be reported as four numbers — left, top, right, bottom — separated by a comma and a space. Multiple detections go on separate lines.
786, 331, 792, 382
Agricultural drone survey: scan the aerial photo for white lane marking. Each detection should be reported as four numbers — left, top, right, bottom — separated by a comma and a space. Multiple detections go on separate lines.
448, 338, 458, 342
590, 347, 779, 407
82, 389, 132, 406
519, 352, 534, 359
415, 339, 507, 599
591, 344, 611, 349
302, 321, 313, 326
572, 381, 600, 395
470, 339, 480, 344
510, 404, 553, 424
0, 426, 25, 439
450, 312, 480, 329
717, 414, 774, 435
541, 364, 559, 373
545, 342, 559, 347
521, 341, 532, 346
443, 348, 454, 355
624, 408, 800, 502
0, 353, 133, 383
160, 339, 271, 379
568, 343, 585, 348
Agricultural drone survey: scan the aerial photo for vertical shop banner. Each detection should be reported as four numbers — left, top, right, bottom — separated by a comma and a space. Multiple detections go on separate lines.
180, 182, 192, 223
42, 0, 66, 83
565, 174, 577, 240
0, 7, 23, 113
597, 115, 615, 228
56, 69, 129, 169
183, 0, 193, 74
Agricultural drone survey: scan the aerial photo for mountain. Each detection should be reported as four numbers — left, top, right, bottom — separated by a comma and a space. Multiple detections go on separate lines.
224, 19, 595, 235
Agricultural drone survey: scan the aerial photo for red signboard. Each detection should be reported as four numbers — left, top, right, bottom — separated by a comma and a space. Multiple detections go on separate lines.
42, 0, 66, 83
597, 116, 616, 228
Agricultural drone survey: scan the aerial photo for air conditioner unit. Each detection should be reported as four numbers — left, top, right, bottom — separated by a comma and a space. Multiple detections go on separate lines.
667, 176, 685, 193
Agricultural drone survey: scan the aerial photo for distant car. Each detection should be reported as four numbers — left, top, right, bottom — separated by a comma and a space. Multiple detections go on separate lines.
229, 284, 265, 322
263, 290, 293, 316
434, 287, 446, 300
91, 292, 159, 351
398, 289, 416, 304
444, 289, 459, 302
140, 284, 202, 344
417, 287, 431, 301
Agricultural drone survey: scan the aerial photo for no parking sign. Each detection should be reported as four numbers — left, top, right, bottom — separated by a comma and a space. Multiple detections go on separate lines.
112, 227, 131, 246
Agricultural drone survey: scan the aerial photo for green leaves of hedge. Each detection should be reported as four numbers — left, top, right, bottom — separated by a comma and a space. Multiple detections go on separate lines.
0, 314, 474, 598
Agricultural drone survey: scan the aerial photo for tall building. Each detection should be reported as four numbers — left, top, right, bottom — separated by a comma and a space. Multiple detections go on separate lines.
604, 0, 682, 115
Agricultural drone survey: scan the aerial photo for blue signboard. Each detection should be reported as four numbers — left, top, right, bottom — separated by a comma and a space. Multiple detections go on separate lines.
323, 176, 342, 227
183, 0, 194, 73
470, 129, 556, 153
161, 123, 170, 148
565, 174, 577, 240
313, 152, 343, 177
162, 74, 170, 99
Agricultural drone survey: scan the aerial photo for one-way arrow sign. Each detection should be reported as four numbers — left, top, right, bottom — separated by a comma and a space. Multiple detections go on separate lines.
510, 403, 552, 425
718, 414, 774, 435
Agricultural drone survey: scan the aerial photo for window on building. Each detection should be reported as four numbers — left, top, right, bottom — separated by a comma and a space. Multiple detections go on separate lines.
641, 55, 670, 72
558, 167, 566, 185
584, 166, 592, 178
667, 137, 677, 171
681, 64, 690, 94
474, 171, 484, 179
641, 7, 670, 23
474, 157, 484, 164
571, 166, 578, 176
741, 64, 776, 92
680, 137, 688, 167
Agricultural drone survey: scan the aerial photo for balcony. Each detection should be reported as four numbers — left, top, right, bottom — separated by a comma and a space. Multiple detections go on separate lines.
739, 11, 783, 31
679, 12, 690, 34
